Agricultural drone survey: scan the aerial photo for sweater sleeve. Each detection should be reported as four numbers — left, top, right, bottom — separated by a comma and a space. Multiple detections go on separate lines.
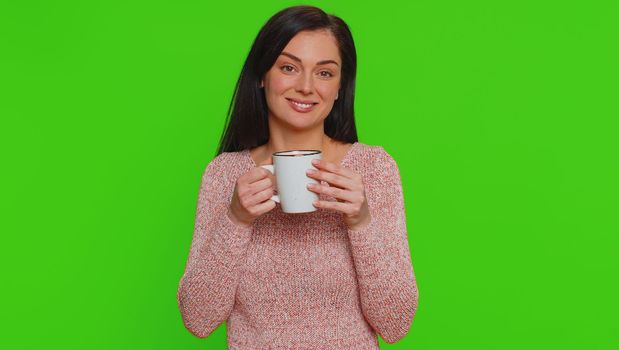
346, 147, 420, 344
177, 155, 254, 338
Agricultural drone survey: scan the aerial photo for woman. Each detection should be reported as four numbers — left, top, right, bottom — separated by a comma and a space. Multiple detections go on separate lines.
177, 5, 419, 349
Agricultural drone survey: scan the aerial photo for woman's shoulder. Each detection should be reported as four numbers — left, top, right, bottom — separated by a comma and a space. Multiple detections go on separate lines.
354, 142, 396, 163
350, 142, 401, 179
355, 141, 384, 152
201, 149, 252, 179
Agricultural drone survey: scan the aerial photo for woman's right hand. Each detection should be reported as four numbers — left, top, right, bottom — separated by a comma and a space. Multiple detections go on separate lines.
227, 166, 277, 228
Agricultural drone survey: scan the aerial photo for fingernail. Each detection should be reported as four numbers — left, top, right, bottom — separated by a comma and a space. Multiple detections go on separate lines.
312, 159, 319, 165
306, 169, 316, 174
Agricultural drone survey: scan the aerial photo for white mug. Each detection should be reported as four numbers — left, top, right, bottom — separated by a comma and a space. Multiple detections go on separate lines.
260, 149, 322, 213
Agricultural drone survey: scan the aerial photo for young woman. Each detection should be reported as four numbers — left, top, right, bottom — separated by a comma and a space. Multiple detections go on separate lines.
177, 5, 419, 349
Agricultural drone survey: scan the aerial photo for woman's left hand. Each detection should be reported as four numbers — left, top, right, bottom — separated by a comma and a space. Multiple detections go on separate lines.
306, 159, 372, 231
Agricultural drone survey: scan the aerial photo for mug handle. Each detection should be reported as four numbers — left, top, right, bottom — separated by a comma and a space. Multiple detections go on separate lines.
259, 164, 280, 203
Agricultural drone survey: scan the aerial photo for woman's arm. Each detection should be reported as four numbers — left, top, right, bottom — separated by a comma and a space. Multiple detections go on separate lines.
347, 147, 419, 344
177, 155, 253, 338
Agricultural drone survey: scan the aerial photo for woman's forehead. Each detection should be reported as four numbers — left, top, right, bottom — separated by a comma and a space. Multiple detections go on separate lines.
279, 30, 341, 65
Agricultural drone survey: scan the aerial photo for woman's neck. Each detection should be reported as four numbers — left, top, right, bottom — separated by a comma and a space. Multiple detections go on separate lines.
250, 134, 351, 166
264, 114, 336, 153
265, 134, 333, 154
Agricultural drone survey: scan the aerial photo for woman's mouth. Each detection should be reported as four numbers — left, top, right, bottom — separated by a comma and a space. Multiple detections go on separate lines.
286, 98, 317, 113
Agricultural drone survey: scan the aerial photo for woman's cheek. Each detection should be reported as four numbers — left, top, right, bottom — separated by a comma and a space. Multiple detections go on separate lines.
317, 84, 338, 102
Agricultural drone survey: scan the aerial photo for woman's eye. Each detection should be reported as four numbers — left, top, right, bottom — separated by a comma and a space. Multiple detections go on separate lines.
319, 71, 333, 78
281, 65, 295, 72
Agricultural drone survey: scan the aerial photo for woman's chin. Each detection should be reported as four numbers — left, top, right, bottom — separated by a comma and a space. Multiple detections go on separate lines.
282, 117, 323, 130
269, 109, 326, 129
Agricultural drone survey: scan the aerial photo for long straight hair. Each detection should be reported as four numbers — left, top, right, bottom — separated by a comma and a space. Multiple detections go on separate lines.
215, 5, 358, 156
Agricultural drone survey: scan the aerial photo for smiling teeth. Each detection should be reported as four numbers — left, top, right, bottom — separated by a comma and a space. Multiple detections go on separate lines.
291, 101, 313, 108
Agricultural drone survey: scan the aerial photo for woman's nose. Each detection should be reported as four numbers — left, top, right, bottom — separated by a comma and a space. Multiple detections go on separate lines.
295, 72, 314, 94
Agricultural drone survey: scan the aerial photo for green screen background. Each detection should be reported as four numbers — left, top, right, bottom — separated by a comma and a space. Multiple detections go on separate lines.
1, 0, 617, 348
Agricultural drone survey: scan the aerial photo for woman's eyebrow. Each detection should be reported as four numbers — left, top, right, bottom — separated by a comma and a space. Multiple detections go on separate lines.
280, 52, 339, 66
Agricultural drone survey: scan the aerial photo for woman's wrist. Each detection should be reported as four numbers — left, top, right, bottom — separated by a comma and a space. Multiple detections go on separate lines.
347, 215, 372, 233
227, 207, 253, 228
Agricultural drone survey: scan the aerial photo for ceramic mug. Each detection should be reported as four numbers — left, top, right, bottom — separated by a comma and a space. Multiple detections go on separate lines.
260, 149, 322, 213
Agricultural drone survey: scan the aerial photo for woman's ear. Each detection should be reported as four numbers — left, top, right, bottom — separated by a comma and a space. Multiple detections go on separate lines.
260, 80, 264, 88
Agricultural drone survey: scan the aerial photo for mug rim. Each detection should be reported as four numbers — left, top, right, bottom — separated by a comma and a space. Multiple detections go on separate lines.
272, 150, 321, 157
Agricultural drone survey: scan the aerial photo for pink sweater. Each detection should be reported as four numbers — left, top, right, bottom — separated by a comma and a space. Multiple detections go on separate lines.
177, 142, 419, 349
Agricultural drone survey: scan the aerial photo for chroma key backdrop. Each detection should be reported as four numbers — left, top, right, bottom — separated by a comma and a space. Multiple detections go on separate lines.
1, 0, 617, 349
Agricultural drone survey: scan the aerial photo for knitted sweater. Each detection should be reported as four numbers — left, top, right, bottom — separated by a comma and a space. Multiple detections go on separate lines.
177, 142, 419, 349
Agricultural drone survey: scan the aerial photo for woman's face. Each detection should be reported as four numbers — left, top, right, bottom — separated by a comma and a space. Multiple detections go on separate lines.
261, 30, 342, 131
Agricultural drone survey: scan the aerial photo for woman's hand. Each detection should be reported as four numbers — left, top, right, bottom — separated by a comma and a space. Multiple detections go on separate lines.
228, 166, 277, 228
306, 159, 372, 231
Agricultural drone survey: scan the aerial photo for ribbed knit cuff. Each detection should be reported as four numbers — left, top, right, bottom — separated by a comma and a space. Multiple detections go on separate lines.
203, 209, 254, 270
215, 208, 254, 249
346, 216, 381, 248
345, 217, 385, 281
